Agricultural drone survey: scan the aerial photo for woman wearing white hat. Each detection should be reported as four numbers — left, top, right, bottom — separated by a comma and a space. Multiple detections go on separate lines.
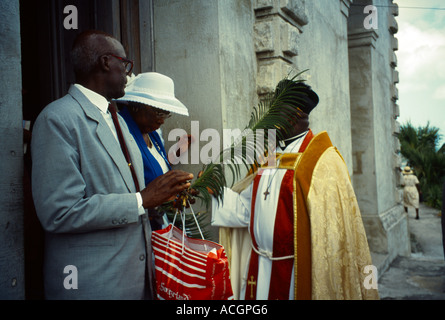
115, 72, 190, 229
401, 166, 421, 219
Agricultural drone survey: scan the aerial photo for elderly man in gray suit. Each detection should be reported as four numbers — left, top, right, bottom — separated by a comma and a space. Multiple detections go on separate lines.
31, 30, 193, 299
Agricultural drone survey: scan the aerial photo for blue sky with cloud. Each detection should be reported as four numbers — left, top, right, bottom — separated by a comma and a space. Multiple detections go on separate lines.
394, 0, 445, 146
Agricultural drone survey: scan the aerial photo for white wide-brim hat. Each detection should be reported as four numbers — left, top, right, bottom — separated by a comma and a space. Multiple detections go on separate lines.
118, 72, 189, 116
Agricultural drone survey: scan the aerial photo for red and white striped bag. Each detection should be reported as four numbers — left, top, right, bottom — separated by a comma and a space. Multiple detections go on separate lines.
151, 213, 234, 300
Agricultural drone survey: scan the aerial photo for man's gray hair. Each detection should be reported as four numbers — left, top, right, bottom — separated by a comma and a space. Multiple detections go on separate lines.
70, 30, 115, 78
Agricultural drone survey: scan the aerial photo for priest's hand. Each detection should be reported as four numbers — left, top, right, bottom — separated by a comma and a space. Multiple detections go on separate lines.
141, 170, 194, 209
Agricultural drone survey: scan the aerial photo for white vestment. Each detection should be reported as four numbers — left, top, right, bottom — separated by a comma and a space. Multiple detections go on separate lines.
211, 132, 308, 299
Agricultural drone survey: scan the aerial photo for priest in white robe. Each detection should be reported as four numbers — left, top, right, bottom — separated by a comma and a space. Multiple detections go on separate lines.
211, 81, 379, 300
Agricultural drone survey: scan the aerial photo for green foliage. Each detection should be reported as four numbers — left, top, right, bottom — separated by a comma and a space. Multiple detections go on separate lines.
424, 183, 443, 210
399, 121, 445, 209
190, 70, 311, 209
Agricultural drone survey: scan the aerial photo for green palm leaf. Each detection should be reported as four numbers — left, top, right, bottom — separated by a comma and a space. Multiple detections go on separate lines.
190, 70, 312, 208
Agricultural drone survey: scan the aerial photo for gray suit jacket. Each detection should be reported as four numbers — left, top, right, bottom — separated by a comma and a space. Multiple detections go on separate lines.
31, 85, 154, 299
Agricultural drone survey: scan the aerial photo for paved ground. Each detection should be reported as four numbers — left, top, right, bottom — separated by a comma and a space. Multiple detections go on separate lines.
377, 203, 445, 300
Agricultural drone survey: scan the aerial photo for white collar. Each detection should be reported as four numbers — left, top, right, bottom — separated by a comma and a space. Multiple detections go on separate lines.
74, 84, 110, 114
278, 130, 309, 153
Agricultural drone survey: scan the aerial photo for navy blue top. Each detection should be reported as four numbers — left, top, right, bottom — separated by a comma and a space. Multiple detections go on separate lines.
119, 106, 172, 186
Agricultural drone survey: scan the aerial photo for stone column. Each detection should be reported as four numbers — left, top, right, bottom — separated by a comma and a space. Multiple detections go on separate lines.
348, 0, 410, 273
253, 0, 308, 96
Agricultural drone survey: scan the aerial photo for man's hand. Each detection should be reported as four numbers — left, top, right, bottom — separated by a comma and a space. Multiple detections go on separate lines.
140, 170, 194, 209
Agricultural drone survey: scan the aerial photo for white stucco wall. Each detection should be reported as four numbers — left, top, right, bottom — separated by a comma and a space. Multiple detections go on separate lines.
153, 0, 256, 173
297, 0, 354, 173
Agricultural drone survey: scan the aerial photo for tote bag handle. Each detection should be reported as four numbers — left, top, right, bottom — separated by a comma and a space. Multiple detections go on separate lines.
168, 200, 206, 254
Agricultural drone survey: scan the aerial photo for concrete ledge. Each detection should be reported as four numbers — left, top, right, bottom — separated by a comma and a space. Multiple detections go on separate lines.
366, 204, 410, 278
371, 252, 392, 277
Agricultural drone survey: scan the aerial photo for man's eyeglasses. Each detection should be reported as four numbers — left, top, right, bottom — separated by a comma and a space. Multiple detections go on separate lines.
109, 54, 134, 76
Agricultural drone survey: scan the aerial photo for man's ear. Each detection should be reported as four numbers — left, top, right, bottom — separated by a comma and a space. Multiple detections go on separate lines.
98, 55, 111, 73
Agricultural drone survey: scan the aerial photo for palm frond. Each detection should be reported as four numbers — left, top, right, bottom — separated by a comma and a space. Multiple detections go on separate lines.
192, 162, 227, 207
190, 70, 312, 207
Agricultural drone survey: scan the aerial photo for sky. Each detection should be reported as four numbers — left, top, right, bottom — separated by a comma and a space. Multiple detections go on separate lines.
394, 0, 445, 147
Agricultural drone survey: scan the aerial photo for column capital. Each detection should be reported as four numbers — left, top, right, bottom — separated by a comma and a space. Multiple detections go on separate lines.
348, 28, 379, 49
